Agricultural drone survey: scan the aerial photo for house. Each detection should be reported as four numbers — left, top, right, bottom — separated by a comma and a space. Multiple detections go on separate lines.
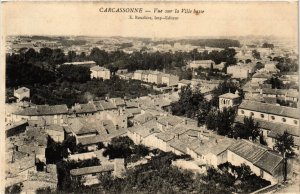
14, 87, 30, 102
5, 120, 28, 137
45, 124, 65, 143
109, 98, 126, 108
227, 65, 254, 79
252, 72, 272, 84
68, 117, 98, 139
259, 63, 279, 73
161, 74, 179, 86
12, 104, 69, 125
90, 66, 111, 80
228, 140, 285, 183
187, 137, 236, 168
219, 91, 240, 111
70, 103, 97, 116
132, 112, 155, 125
156, 115, 184, 131
188, 60, 215, 69
23, 164, 58, 192
133, 70, 143, 80
148, 71, 163, 84
70, 159, 125, 185
127, 123, 161, 146
178, 79, 192, 90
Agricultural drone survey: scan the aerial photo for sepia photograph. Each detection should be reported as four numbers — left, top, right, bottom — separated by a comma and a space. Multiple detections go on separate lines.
1, 1, 299, 193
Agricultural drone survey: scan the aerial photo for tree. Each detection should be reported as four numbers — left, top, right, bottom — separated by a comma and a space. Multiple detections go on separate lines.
245, 59, 252, 64
171, 84, 209, 120
233, 116, 260, 141
252, 50, 261, 60
275, 131, 295, 181
205, 107, 236, 136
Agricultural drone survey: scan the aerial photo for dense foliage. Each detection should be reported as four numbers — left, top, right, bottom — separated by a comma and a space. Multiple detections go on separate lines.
54, 152, 269, 194
103, 136, 150, 163
205, 107, 236, 136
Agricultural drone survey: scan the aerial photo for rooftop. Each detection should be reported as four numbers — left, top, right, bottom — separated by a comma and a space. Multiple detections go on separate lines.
228, 140, 269, 163
15, 104, 68, 116
219, 92, 240, 99
239, 100, 299, 119
70, 164, 114, 176
90, 66, 110, 71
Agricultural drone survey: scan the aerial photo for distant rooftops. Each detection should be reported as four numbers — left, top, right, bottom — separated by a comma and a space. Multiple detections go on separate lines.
63, 61, 96, 66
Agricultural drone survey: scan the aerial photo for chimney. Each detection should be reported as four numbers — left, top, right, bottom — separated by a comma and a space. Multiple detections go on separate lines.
215, 139, 218, 144
185, 119, 188, 125
177, 134, 179, 139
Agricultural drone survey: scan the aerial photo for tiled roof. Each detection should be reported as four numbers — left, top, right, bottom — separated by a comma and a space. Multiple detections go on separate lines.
70, 164, 114, 176
46, 124, 64, 132
68, 118, 98, 135
128, 125, 161, 138
125, 101, 139, 108
239, 100, 299, 119
97, 100, 117, 110
15, 105, 68, 116
228, 140, 269, 163
219, 92, 240, 99
155, 131, 175, 142
90, 66, 109, 71
72, 103, 97, 114
235, 115, 299, 137
157, 115, 184, 127
133, 113, 155, 124
109, 98, 125, 106
254, 151, 283, 175
252, 72, 272, 79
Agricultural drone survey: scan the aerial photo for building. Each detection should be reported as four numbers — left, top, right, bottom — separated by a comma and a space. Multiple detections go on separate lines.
187, 137, 236, 168
227, 65, 254, 79
90, 66, 111, 80
236, 100, 299, 152
252, 72, 272, 84
45, 124, 65, 143
219, 91, 240, 111
161, 74, 179, 86
12, 104, 69, 125
237, 100, 299, 127
148, 71, 163, 85
188, 60, 215, 69
14, 87, 30, 102
228, 140, 285, 183
133, 70, 143, 80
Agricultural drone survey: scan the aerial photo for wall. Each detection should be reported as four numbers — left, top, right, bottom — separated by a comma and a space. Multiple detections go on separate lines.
238, 108, 299, 127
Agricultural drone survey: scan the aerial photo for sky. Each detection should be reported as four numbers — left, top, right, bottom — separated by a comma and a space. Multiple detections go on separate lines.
1, 1, 298, 40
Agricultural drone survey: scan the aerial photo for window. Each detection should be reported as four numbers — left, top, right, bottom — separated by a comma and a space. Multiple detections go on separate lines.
250, 112, 254, 116
260, 114, 264, 118
282, 118, 286, 122
260, 169, 264, 178
241, 110, 244, 114
271, 116, 275, 120
294, 120, 298, 125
